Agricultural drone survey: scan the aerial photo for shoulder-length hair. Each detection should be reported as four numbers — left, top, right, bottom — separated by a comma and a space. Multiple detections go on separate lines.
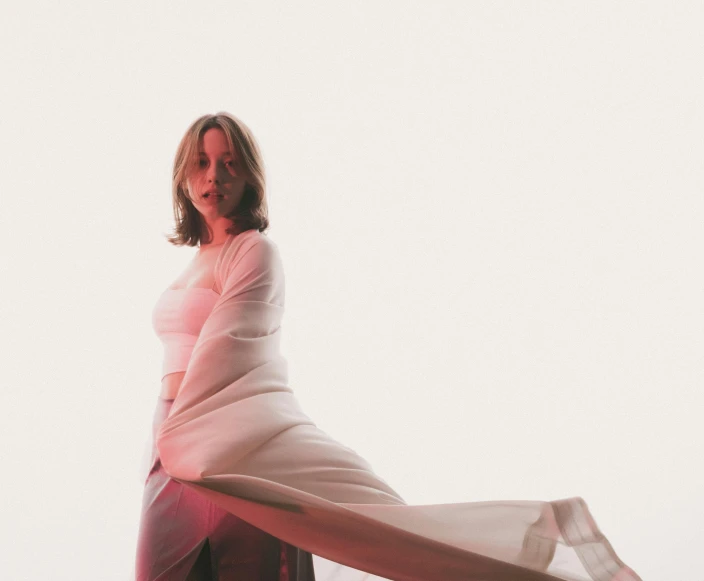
165, 112, 269, 246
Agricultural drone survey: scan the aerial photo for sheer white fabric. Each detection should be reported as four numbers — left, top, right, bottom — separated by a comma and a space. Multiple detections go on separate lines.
153, 229, 641, 581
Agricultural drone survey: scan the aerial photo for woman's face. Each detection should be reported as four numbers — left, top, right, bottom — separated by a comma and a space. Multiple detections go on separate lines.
184, 127, 249, 225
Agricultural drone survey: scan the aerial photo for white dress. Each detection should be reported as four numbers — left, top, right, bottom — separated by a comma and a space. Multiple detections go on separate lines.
153, 228, 641, 581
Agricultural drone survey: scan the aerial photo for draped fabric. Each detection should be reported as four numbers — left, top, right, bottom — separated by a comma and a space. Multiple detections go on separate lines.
154, 229, 641, 581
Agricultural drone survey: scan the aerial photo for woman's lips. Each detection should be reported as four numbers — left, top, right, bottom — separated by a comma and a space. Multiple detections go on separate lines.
202, 193, 223, 205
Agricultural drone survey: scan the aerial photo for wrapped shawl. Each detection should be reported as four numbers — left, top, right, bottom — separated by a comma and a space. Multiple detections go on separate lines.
155, 229, 641, 581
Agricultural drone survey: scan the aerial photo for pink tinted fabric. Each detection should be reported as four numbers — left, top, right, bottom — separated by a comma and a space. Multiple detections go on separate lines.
152, 288, 220, 380
151, 229, 642, 581
135, 396, 316, 581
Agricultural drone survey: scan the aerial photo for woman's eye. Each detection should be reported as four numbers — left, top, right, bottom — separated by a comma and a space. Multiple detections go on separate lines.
195, 158, 235, 170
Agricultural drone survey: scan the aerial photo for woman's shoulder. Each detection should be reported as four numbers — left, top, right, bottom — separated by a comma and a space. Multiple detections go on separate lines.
229, 228, 279, 256
216, 229, 281, 282
215, 228, 284, 298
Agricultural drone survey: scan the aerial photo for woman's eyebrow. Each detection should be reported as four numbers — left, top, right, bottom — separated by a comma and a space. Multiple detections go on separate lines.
197, 151, 235, 157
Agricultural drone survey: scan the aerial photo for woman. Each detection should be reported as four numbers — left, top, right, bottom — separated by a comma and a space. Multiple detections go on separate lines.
135, 114, 316, 580
136, 112, 642, 581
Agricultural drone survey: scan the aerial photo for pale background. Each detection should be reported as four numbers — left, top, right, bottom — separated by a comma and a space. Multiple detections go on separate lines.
1, 1, 701, 579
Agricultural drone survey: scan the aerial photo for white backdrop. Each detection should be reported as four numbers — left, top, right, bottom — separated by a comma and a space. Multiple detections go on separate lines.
1, 1, 701, 579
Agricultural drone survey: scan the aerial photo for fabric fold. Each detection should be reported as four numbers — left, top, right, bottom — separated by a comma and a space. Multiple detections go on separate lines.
155, 229, 641, 581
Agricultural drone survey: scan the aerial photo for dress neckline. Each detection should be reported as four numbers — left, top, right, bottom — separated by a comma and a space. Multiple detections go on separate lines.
162, 233, 236, 296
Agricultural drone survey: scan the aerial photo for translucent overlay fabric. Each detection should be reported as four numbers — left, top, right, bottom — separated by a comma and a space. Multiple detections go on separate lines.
153, 229, 641, 581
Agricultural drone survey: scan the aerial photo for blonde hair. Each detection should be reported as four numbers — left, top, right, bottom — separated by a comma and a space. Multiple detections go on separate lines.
164, 112, 269, 246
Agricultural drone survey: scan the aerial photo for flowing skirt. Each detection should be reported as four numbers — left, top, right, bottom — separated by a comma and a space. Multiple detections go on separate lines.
135, 396, 316, 581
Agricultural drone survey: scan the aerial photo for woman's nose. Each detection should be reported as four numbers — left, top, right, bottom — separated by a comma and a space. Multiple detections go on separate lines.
207, 165, 220, 182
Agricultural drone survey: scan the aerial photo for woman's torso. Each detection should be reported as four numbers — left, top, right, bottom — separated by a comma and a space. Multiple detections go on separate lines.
160, 243, 224, 400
